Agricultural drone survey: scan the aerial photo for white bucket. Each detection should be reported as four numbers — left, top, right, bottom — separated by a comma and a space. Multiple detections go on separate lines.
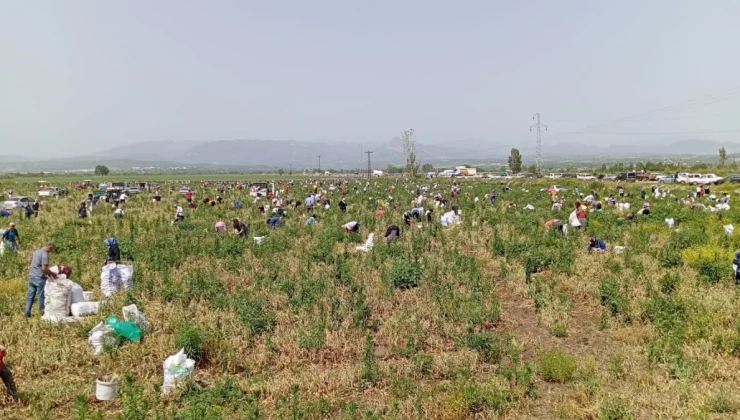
83, 291, 94, 301
96, 375, 119, 401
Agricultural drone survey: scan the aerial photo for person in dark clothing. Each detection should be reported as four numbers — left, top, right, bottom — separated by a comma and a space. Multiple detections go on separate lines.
338, 198, 347, 213
425, 208, 434, 223
267, 216, 281, 228
384, 225, 400, 244
0, 345, 18, 400
402, 211, 414, 226
233, 218, 248, 236
733, 250, 740, 284
78, 202, 88, 218
105, 237, 121, 262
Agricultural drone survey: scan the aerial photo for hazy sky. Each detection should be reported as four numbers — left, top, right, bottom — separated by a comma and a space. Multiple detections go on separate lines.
2, 0, 740, 158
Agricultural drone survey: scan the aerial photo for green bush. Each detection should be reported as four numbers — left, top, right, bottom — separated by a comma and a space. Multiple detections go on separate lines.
601, 396, 634, 420
537, 349, 577, 383
390, 258, 421, 289
175, 323, 205, 363
599, 277, 629, 318
659, 272, 681, 294
465, 331, 505, 364
231, 291, 275, 335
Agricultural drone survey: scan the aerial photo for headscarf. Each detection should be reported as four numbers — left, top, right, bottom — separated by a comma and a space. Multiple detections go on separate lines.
104, 237, 118, 248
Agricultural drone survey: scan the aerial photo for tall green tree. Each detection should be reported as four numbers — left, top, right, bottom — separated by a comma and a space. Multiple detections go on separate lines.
420, 163, 436, 173
94, 165, 110, 176
719, 147, 728, 168
508, 148, 522, 173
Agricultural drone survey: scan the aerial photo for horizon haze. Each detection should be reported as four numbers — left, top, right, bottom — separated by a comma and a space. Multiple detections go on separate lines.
2, 0, 740, 159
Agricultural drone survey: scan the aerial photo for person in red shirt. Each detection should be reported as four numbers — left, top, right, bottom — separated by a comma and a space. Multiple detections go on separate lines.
0, 345, 18, 399
185, 189, 193, 202
575, 202, 588, 227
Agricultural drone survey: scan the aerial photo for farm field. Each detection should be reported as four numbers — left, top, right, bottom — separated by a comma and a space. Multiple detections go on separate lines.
2, 177, 740, 419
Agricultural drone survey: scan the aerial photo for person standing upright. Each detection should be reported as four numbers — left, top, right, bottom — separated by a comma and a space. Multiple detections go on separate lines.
26, 242, 57, 318
2, 222, 19, 252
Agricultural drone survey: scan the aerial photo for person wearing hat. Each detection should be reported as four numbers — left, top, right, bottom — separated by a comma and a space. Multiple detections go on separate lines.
26, 242, 57, 318
1, 222, 19, 252
104, 237, 121, 263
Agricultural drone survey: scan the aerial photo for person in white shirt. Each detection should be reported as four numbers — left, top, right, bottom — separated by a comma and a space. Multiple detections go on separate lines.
342, 221, 360, 232
113, 208, 124, 219
174, 204, 184, 222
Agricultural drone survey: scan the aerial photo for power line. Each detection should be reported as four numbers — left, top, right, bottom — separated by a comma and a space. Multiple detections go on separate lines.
530, 114, 547, 174
365, 150, 373, 179
551, 86, 740, 138
548, 129, 740, 136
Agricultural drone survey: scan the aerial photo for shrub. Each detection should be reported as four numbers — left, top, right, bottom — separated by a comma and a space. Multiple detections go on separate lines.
390, 259, 421, 289
175, 323, 205, 363
659, 271, 681, 294
465, 331, 506, 364
231, 291, 275, 335
601, 396, 634, 420
599, 276, 629, 318
537, 349, 577, 383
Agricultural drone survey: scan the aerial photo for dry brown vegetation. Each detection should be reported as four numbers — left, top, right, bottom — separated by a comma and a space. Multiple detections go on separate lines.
1, 178, 740, 419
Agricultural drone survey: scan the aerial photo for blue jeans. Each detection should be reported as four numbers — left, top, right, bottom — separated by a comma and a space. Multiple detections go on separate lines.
3, 240, 17, 252
25, 276, 46, 318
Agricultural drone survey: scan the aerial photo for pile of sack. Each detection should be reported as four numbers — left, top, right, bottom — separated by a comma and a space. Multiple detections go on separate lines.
88, 304, 150, 355
101, 263, 134, 297
42, 265, 98, 322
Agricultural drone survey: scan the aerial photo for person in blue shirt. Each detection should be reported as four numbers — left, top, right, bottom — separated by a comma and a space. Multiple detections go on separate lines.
586, 237, 607, 253
232, 200, 243, 208
2, 223, 19, 252
267, 216, 281, 228
733, 250, 740, 284
0, 209, 10, 218
305, 195, 315, 213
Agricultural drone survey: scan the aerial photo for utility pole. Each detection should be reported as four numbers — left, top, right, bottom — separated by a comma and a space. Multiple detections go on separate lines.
365, 150, 373, 179
317, 155, 321, 173
530, 113, 548, 174
289, 164, 293, 175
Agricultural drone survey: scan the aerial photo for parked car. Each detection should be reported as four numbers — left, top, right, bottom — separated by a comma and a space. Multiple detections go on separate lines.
598, 174, 617, 181
125, 187, 142, 195
179, 187, 191, 195
690, 173, 722, 185
678, 173, 701, 184
3, 196, 33, 210
37, 187, 68, 198
717, 174, 740, 184
546, 173, 562, 179
657, 175, 676, 184
617, 172, 637, 181
576, 173, 596, 180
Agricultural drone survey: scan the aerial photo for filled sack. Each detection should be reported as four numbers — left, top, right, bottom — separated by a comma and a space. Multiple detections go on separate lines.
162, 348, 196, 394
71, 301, 99, 317
89, 322, 116, 355
43, 276, 73, 321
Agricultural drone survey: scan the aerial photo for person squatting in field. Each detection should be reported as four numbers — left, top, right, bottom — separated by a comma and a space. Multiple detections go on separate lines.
105, 237, 121, 263
587, 237, 607, 253
0, 345, 18, 400
233, 218, 248, 236
342, 221, 360, 233
384, 225, 400, 244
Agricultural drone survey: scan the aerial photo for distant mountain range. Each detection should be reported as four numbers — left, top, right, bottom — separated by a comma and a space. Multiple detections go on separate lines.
0, 137, 735, 172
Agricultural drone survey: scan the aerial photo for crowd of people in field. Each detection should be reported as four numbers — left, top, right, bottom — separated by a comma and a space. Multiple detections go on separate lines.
2, 176, 738, 400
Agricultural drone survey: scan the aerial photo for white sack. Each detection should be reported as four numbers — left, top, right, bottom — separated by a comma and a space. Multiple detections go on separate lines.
122, 304, 151, 334
71, 301, 99, 317
100, 263, 122, 297
43, 277, 72, 321
69, 282, 85, 305
162, 348, 196, 394
725, 224, 735, 235
88, 322, 116, 355
665, 218, 675, 228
